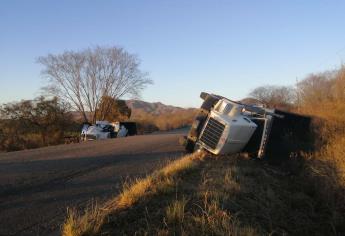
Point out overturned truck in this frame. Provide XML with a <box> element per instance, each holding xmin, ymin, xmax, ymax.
<box><xmin>182</xmin><ymin>92</ymin><xmax>312</xmax><ymax>160</ymax></box>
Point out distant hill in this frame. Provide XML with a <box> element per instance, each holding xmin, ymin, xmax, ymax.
<box><xmin>126</xmin><ymin>100</ymin><xmax>195</xmax><ymax>116</ymax></box>
<box><xmin>70</xmin><ymin>100</ymin><xmax>196</xmax><ymax>121</ymax></box>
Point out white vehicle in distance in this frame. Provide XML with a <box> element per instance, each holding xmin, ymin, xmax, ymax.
<box><xmin>81</xmin><ymin>121</ymin><xmax>137</xmax><ymax>141</ymax></box>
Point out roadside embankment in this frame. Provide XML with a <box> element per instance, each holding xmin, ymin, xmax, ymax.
<box><xmin>63</xmin><ymin>147</ymin><xmax>345</xmax><ymax>236</ymax></box>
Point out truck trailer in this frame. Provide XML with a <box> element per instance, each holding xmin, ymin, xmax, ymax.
<box><xmin>182</xmin><ymin>92</ymin><xmax>312</xmax><ymax>160</ymax></box>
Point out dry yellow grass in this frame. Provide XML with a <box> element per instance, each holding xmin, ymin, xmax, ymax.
<box><xmin>93</xmin><ymin>154</ymin><xmax>261</xmax><ymax>235</ymax></box>
<box><xmin>188</xmin><ymin>191</ymin><xmax>257</xmax><ymax>236</ymax></box>
<box><xmin>162</xmin><ymin>191</ymin><xmax>257</xmax><ymax>236</ymax></box>
<box><xmin>63</xmin><ymin>144</ymin><xmax>345</xmax><ymax>235</ymax></box>
<box><xmin>111</xmin><ymin>152</ymin><xmax>344</xmax><ymax>235</ymax></box>
<box><xmin>294</xmin><ymin>66</ymin><xmax>345</xmax><ymax>234</ymax></box>
<box><xmin>319</xmin><ymin>135</ymin><xmax>345</xmax><ymax>185</ymax></box>
<box><xmin>62</xmin><ymin>151</ymin><xmax>206</xmax><ymax>236</ymax></box>
<box><xmin>117</xmin><ymin>176</ymin><xmax>154</xmax><ymax>208</ymax></box>
<box><xmin>304</xmin><ymin>134</ymin><xmax>345</xmax><ymax>231</ymax></box>
<box><xmin>158</xmin><ymin>151</ymin><xmax>200</xmax><ymax>177</ymax></box>
<box><xmin>165</xmin><ymin>196</ymin><xmax>188</xmax><ymax>225</ymax></box>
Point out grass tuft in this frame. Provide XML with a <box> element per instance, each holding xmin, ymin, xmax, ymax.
<box><xmin>165</xmin><ymin>196</ymin><xmax>188</xmax><ymax>225</ymax></box>
<box><xmin>62</xmin><ymin>204</ymin><xmax>104</xmax><ymax>236</ymax></box>
<box><xmin>117</xmin><ymin>176</ymin><xmax>153</xmax><ymax>208</ymax></box>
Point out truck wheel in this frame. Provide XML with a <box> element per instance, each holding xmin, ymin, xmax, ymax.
<box><xmin>185</xmin><ymin>139</ymin><xmax>196</xmax><ymax>153</ymax></box>
<box><xmin>188</xmin><ymin>114</ymin><xmax>207</xmax><ymax>137</ymax></box>
<box><xmin>193</xmin><ymin>142</ymin><xmax>204</xmax><ymax>152</ymax></box>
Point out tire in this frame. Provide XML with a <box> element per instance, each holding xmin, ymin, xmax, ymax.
<box><xmin>188</xmin><ymin>114</ymin><xmax>206</xmax><ymax>137</ymax></box>
<box><xmin>185</xmin><ymin>139</ymin><xmax>196</xmax><ymax>153</ymax></box>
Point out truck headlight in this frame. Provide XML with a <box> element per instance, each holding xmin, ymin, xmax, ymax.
<box><xmin>192</xmin><ymin>120</ymin><xmax>200</xmax><ymax>129</ymax></box>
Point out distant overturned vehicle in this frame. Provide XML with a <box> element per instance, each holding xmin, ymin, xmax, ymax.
<box><xmin>81</xmin><ymin>121</ymin><xmax>137</xmax><ymax>141</ymax></box>
<box><xmin>182</xmin><ymin>92</ymin><xmax>312</xmax><ymax>160</ymax></box>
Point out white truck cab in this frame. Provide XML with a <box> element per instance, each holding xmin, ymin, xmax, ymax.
<box><xmin>197</xmin><ymin>99</ymin><xmax>257</xmax><ymax>155</ymax></box>
<box><xmin>183</xmin><ymin>92</ymin><xmax>312</xmax><ymax>160</ymax></box>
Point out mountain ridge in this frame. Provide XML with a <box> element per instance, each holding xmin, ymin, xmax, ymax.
<box><xmin>126</xmin><ymin>99</ymin><xmax>195</xmax><ymax>116</ymax></box>
<box><xmin>70</xmin><ymin>100</ymin><xmax>196</xmax><ymax>121</ymax></box>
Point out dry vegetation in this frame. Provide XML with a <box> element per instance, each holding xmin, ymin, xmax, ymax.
<box><xmin>0</xmin><ymin>97</ymin><xmax>80</xmax><ymax>152</ymax></box>
<box><xmin>62</xmin><ymin>66</ymin><xmax>345</xmax><ymax>236</ymax></box>
<box><xmin>63</xmin><ymin>152</ymin><xmax>345</xmax><ymax>235</ymax></box>
<box><xmin>131</xmin><ymin>109</ymin><xmax>198</xmax><ymax>134</ymax></box>
<box><xmin>62</xmin><ymin>151</ymin><xmax>206</xmax><ymax>236</ymax></box>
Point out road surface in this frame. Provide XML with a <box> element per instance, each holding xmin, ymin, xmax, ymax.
<box><xmin>0</xmin><ymin>132</ymin><xmax>186</xmax><ymax>235</ymax></box>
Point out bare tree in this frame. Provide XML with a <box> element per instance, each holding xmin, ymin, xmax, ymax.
<box><xmin>334</xmin><ymin>66</ymin><xmax>345</xmax><ymax>102</ymax></box>
<box><xmin>296</xmin><ymin>71</ymin><xmax>335</xmax><ymax>107</ymax></box>
<box><xmin>38</xmin><ymin>46</ymin><xmax>152</xmax><ymax>123</ymax></box>
<box><xmin>249</xmin><ymin>85</ymin><xmax>296</xmax><ymax>110</ymax></box>
<box><xmin>296</xmin><ymin>69</ymin><xmax>345</xmax><ymax>122</ymax></box>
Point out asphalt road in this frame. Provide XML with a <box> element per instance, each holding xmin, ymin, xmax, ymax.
<box><xmin>0</xmin><ymin>131</ymin><xmax>186</xmax><ymax>235</ymax></box>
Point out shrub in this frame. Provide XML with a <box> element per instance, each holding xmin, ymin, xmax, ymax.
<box><xmin>0</xmin><ymin>97</ymin><xmax>79</xmax><ymax>152</ymax></box>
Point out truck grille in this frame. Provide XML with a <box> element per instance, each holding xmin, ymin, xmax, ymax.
<box><xmin>200</xmin><ymin>117</ymin><xmax>225</xmax><ymax>149</ymax></box>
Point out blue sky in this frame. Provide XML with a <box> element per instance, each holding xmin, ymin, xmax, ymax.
<box><xmin>1</xmin><ymin>0</ymin><xmax>345</xmax><ymax>108</ymax></box>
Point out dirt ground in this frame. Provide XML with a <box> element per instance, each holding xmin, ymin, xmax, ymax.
<box><xmin>0</xmin><ymin>132</ymin><xmax>186</xmax><ymax>236</ymax></box>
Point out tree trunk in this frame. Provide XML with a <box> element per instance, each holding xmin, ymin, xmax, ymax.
<box><xmin>81</xmin><ymin>111</ymin><xmax>89</xmax><ymax>123</ymax></box>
